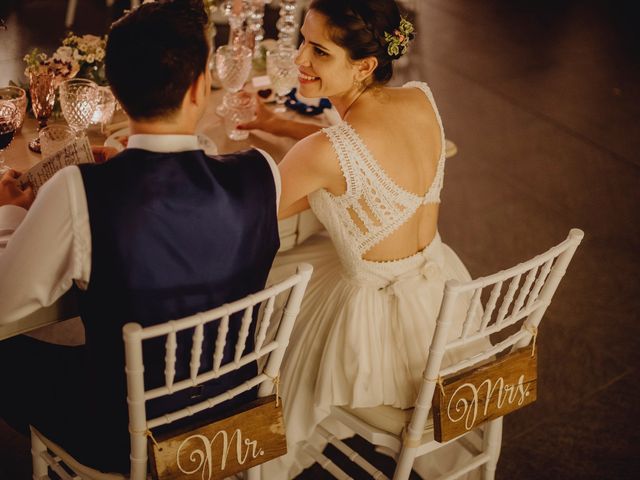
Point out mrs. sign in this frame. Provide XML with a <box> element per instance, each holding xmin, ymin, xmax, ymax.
<box><xmin>432</xmin><ymin>348</ymin><xmax>537</xmax><ymax>442</ymax></box>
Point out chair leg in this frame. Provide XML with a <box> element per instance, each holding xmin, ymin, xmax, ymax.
<box><xmin>482</xmin><ymin>418</ymin><xmax>503</xmax><ymax>480</ymax></box>
<box><xmin>30</xmin><ymin>428</ymin><xmax>48</xmax><ymax>480</ymax></box>
<box><xmin>65</xmin><ymin>0</ymin><xmax>78</xmax><ymax>28</ymax></box>
<box><xmin>392</xmin><ymin>446</ymin><xmax>416</xmax><ymax>480</ymax></box>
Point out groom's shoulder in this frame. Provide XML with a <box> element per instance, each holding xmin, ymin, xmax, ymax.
<box><xmin>209</xmin><ymin>148</ymin><xmax>271</xmax><ymax>171</ymax></box>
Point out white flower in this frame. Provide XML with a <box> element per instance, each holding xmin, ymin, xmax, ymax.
<box><xmin>53</xmin><ymin>46</ymin><xmax>74</xmax><ymax>62</ymax></box>
<box><xmin>82</xmin><ymin>34</ymin><xmax>102</xmax><ymax>46</ymax></box>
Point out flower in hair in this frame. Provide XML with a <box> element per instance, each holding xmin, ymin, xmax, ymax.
<box><xmin>384</xmin><ymin>17</ymin><xmax>415</xmax><ymax>57</ymax></box>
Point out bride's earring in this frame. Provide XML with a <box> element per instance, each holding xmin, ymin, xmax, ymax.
<box><xmin>353</xmin><ymin>77</ymin><xmax>364</xmax><ymax>92</ymax></box>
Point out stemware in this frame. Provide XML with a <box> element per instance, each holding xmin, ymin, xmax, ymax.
<box><xmin>215</xmin><ymin>44</ymin><xmax>253</xmax><ymax>116</ymax></box>
<box><xmin>39</xmin><ymin>124</ymin><xmax>75</xmax><ymax>158</ymax></box>
<box><xmin>223</xmin><ymin>90</ymin><xmax>257</xmax><ymax>141</ymax></box>
<box><xmin>267</xmin><ymin>45</ymin><xmax>298</xmax><ymax>113</ymax></box>
<box><xmin>59</xmin><ymin>78</ymin><xmax>99</xmax><ymax>135</ymax></box>
<box><xmin>0</xmin><ymin>86</ymin><xmax>27</xmax><ymax>132</ymax></box>
<box><xmin>0</xmin><ymin>101</ymin><xmax>18</xmax><ymax>174</ymax></box>
<box><xmin>247</xmin><ymin>0</ymin><xmax>270</xmax><ymax>56</ymax></box>
<box><xmin>28</xmin><ymin>69</ymin><xmax>56</xmax><ymax>153</ymax></box>
<box><xmin>276</xmin><ymin>0</ymin><xmax>299</xmax><ymax>48</ymax></box>
<box><xmin>90</xmin><ymin>86</ymin><xmax>116</xmax><ymax>133</ymax></box>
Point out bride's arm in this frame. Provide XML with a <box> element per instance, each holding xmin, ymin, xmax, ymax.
<box><xmin>277</xmin><ymin>132</ymin><xmax>337</xmax><ymax>219</ymax></box>
<box><xmin>238</xmin><ymin>99</ymin><xmax>321</xmax><ymax>140</ymax></box>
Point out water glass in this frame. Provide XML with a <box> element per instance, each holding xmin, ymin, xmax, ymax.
<box><xmin>216</xmin><ymin>45</ymin><xmax>253</xmax><ymax>93</ymax></box>
<box><xmin>90</xmin><ymin>86</ymin><xmax>116</xmax><ymax>132</ymax></box>
<box><xmin>0</xmin><ymin>101</ymin><xmax>18</xmax><ymax>174</ymax></box>
<box><xmin>223</xmin><ymin>91</ymin><xmax>256</xmax><ymax>141</ymax></box>
<box><xmin>215</xmin><ymin>44</ymin><xmax>253</xmax><ymax>116</ymax></box>
<box><xmin>0</xmin><ymin>86</ymin><xmax>27</xmax><ymax>132</ymax></box>
<box><xmin>59</xmin><ymin>78</ymin><xmax>99</xmax><ymax>134</ymax></box>
<box><xmin>39</xmin><ymin>124</ymin><xmax>75</xmax><ymax>158</ymax></box>
<box><xmin>267</xmin><ymin>45</ymin><xmax>298</xmax><ymax>113</ymax></box>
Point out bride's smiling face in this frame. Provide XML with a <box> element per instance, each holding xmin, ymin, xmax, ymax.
<box><xmin>295</xmin><ymin>10</ymin><xmax>362</xmax><ymax>99</ymax></box>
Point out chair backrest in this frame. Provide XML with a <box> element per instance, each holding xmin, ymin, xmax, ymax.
<box><xmin>123</xmin><ymin>263</ymin><xmax>313</xmax><ymax>479</ymax></box>
<box><xmin>405</xmin><ymin>229</ymin><xmax>584</xmax><ymax>443</ymax></box>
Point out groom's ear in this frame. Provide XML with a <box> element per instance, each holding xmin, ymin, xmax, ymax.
<box><xmin>188</xmin><ymin>71</ymin><xmax>208</xmax><ymax>105</ymax></box>
<box><xmin>355</xmin><ymin>56</ymin><xmax>379</xmax><ymax>82</ymax></box>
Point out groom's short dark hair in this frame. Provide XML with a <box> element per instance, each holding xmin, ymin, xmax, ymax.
<box><xmin>105</xmin><ymin>0</ymin><xmax>209</xmax><ymax>120</ymax></box>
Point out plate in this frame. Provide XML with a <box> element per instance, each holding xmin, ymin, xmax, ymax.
<box><xmin>104</xmin><ymin>127</ymin><xmax>218</xmax><ymax>155</ymax></box>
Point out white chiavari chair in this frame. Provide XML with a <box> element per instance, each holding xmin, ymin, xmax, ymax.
<box><xmin>306</xmin><ymin>229</ymin><xmax>584</xmax><ymax>479</ymax></box>
<box><xmin>29</xmin><ymin>263</ymin><xmax>313</xmax><ymax>480</ymax></box>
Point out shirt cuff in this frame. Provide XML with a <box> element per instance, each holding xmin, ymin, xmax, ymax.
<box><xmin>253</xmin><ymin>147</ymin><xmax>281</xmax><ymax>212</ymax></box>
<box><xmin>0</xmin><ymin>205</ymin><xmax>28</xmax><ymax>248</ymax></box>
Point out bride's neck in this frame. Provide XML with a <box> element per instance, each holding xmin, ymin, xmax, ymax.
<box><xmin>332</xmin><ymin>87</ymin><xmax>371</xmax><ymax>119</ymax></box>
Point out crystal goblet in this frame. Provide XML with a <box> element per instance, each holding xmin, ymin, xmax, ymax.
<box><xmin>39</xmin><ymin>124</ymin><xmax>75</xmax><ymax>158</ymax></box>
<box><xmin>28</xmin><ymin>69</ymin><xmax>56</xmax><ymax>153</ymax></box>
<box><xmin>215</xmin><ymin>44</ymin><xmax>253</xmax><ymax>116</ymax></box>
<box><xmin>59</xmin><ymin>78</ymin><xmax>99</xmax><ymax>135</ymax></box>
<box><xmin>90</xmin><ymin>86</ymin><xmax>116</xmax><ymax>133</ymax></box>
<box><xmin>0</xmin><ymin>101</ymin><xmax>18</xmax><ymax>174</ymax></box>
<box><xmin>267</xmin><ymin>45</ymin><xmax>298</xmax><ymax>113</ymax></box>
<box><xmin>0</xmin><ymin>86</ymin><xmax>27</xmax><ymax>132</ymax></box>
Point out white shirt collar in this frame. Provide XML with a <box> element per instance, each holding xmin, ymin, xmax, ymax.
<box><xmin>127</xmin><ymin>134</ymin><xmax>200</xmax><ymax>153</ymax></box>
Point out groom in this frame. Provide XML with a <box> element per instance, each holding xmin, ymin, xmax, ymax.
<box><xmin>0</xmin><ymin>0</ymin><xmax>280</xmax><ymax>474</ymax></box>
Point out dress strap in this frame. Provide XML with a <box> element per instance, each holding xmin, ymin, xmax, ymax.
<box><xmin>321</xmin><ymin>123</ymin><xmax>360</xmax><ymax>197</ymax></box>
<box><xmin>403</xmin><ymin>81</ymin><xmax>447</xmax><ymax>205</ymax></box>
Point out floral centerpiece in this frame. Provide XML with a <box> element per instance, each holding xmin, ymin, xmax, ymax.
<box><xmin>13</xmin><ymin>33</ymin><xmax>108</xmax><ymax>117</ymax></box>
<box><xmin>22</xmin><ymin>33</ymin><xmax>108</xmax><ymax>87</ymax></box>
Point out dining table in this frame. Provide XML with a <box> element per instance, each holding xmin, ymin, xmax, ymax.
<box><xmin>0</xmin><ymin>84</ymin><xmax>326</xmax><ymax>341</ymax></box>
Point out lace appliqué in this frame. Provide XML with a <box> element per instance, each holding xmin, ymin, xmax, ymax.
<box><xmin>319</xmin><ymin>81</ymin><xmax>446</xmax><ymax>258</ymax></box>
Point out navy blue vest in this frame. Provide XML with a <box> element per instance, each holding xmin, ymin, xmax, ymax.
<box><xmin>66</xmin><ymin>148</ymin><xmax>279</xmax><ymax>472</ymax></box>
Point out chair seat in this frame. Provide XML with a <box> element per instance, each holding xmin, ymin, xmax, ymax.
<box><xmin>345</xmin><ymin>405</ymin><xmax>434</xmax><ymax>437</ymax></box>
<box><xmin>31</xmin><ymin>426</ymin><xmax>135</xmax><ymax>480</ymax></box>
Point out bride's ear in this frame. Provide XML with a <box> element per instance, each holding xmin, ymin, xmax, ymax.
<box><xmin>355</xmin><ymin>56</ymin><xmax>379</xmax><ymax>82</ymax></box>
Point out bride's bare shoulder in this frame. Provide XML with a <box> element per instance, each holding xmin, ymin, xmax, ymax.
<box><xmin>282</xmin><ymin>129</ymin><xmax>341</xmax><ymax>175</ymax></box>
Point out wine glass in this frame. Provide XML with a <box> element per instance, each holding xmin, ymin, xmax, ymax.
<box><xmin>0</xmin><ymin>86</ymin><xmax>27</xmax><ymax>132</ymax></box>
<box><xmin>267</xmin><ymin>45</ymin><xmax>298</xmax><ymax>113</ymax></box>
<box><xmin>0</xmin><ymin>101</ymin><xmax>18</xmax><ymax>174</ymax></box>
<box><xmin>28</xmin><ymin>69</ymin><xmax>56</xmax><ymax>153</ymax></box>
<box><xmin>90</xmin><ymin>86</ymin><xmax>116</xmax><ymax>134</ymax></box>
<box><xmin>215</xmin><ymin>44</ymin><xmax>253</xmax><ymax>116</ymax></box>
<box><xmin>59</xmin><ymin>78</ymin><xmax>99</xmax><ymax>135</ymax></box>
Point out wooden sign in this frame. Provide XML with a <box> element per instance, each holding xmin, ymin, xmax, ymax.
<box><xmin>149</xmin><ymin>395</ymin><xmax>286</xmax><ymax>480</ymax></box>
<box><xmin>433</xmin><ymin>347</ymin><xmax>537</xmax><ymax>442</ymax></box>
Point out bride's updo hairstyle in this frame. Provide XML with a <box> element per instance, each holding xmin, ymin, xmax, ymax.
<box><xmin>308</xmin><ymin>0</ymin><xmax>406</xmax><ymax>85</ymax></box>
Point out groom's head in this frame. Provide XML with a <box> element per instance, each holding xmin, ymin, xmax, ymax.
<box><xmin>105</xmin><ymin>0</ymin><xmax>210</xmax><ymax>122</ymax></box>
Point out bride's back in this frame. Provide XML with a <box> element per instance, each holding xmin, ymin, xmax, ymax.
<box><xmin>326</xmin><ymin>85</ymin><xmax>444</xmax><ymax>262</ymax></box>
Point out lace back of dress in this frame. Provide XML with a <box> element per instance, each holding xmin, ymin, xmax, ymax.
<box><xmin>322</xmin><ymin>81</ymin><xmax>446</xmax><ymax>258</ymax></box>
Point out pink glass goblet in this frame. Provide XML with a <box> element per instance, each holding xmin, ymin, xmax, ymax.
<box><xmin>28</xmin><ymin>69</ymin><xmax>56</xmax><ymax>153</ymax></box>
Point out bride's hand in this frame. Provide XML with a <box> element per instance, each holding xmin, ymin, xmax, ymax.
<box><xmin>237</xmin><ymin>97</ymin><xmax>281</xmax><ymax>135</ymax></box>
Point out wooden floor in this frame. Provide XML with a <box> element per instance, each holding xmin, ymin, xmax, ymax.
<box><xmin>1</xmin><ymin>0</ymin><xmax>639</xmax><ymax>478</ymax></box>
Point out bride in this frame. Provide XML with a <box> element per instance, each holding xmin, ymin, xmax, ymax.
<box><xmin>244</xmin><ymin>0</ymin><xmax>484</xmax><ymax>477</ymax></box>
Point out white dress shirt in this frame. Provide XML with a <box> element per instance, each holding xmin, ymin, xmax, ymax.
<box><xmin>0</xmin><ymin>134</ymin><xmax>281</xmax><ymax>326</ymax></box>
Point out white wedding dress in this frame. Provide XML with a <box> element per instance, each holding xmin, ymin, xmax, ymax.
<box><xmin>262</xmin><ymin>82</ymin><xmax>483</xmax><ymax>479</ymax></box>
